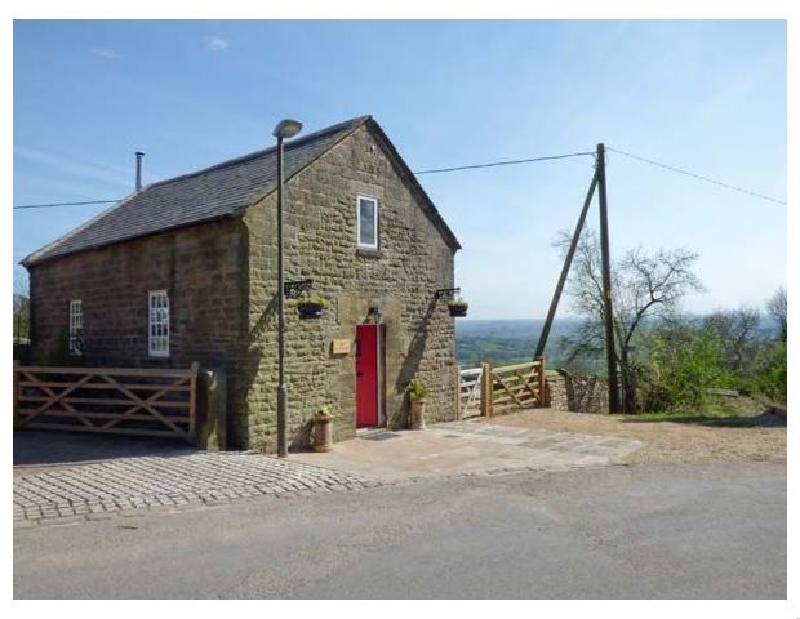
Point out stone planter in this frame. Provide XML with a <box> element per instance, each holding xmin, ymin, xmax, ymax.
<box><xmin>448</xmin><ymin>304</ymin><xmax>467</xmax><ymax>317</ymax></box>
<box><xmin>312</xmin><ymin>410</ymin><xmax>334</xmax><ymax>452</ymax></box>
<box><xmin>299</xmin><ymin>302</ymin><xmax>324</xmax><ymax>319</ymax></box>
<box><xmin>409</xmin><ymin>396</ymin><xmax>427</xmax><ymax>430</ymax></box>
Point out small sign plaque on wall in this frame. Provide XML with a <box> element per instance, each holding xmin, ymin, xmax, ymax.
<box><xmin>331</xmin><ymin>339</ymin><xmax>351</xmax><ymax>355</ymax></box>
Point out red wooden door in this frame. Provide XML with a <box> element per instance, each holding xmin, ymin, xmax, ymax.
<box><xmin>355</xmin><ymin>324</ymin><xmax>378</xmax><ymax>428</ymax></box>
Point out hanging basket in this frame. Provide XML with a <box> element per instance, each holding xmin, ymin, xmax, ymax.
<box><xmin>448</xmin><ymin>304</ymin><xmax>468</xmax><ymax>317</ymax></box>
<box><xmin>299</xmin><ymin>302</ymin><xmax>324</xmax><ymax>319</ymax></box>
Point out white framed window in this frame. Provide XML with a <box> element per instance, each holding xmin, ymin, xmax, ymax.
<box><xmin>356</xmin><ymin>195</ymin><xmax>379</xmax><ymax>249</ymax></box>
<box><xmin>148</xmin><ymin>290</ymin><xmax>170</xmax><ymax>357</ymax></box>
<box><xmin>69</xmin><ymin>299</ymin><xmax>83</xmax><ymax>355</ymax></box>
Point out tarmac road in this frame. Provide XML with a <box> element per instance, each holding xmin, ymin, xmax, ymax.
<box><xmin>13</xmin><ymin>461</ymin><xmax>786</xmax><ymax>599</ymax></box>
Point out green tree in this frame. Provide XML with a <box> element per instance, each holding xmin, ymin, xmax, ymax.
<box><xmin>639</xmin><ymin>320</ymin><xmax>727</xmax><ymax>411</ymax></box>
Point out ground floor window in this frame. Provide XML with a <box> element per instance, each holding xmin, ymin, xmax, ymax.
<box><xmin>69</xmin><ymin>299</ymin><xmax>83</xmax><ymax>355</ymax></box>
<box><xmin>148</xmin><ymin>290</ymin><xmax>169</xmax><ymax>357</ymax></box>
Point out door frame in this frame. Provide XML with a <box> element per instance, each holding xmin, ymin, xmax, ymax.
<box><xmin>376</xmin><ymin>323</ymin><xmax>385</xmax><ymax>427</ymax></box>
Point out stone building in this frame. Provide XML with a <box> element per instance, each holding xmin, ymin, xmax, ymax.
<box><xmin>22</xmin><ymin>116</ymin><xmax>462</xmax><ymax>450</ymax></box>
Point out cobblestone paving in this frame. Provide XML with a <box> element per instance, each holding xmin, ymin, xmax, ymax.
<box><xmin>14</xmin><ymin>452</ymin><xmax>375</xmax><ymax>527</ymax></box>
<box><xmin>14</xmin><ymin>423</ymin><xmax>645</xmax><ymax>528</ymax></box>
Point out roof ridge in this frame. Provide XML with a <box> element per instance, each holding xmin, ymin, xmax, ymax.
<box><xmin>146</xmin><ymin>115</ymin><xmax>371</xmax><ymax>191</ymax></box>
<box><xmin>21</xmin><ymin>114</ymin><xmax>462</xmax><ymax>266</ymax></box>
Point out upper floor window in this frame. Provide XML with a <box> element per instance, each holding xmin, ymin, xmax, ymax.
<box><xmin>148</xmin><ymin>290</ymin><xmax>170</xmax><ymax>357</ymax></box>
<box><xmin>357</xmin><ymin>195</ymin><xmax>378</xmax><ymax>249</ymax></box>
<box><xmin>69</xmin><ymin>299</ymin><xmax>83</xmax><ymax>355</ymax></box>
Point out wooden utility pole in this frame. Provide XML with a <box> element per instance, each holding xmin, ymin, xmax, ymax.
<box><xmin>596</xmin><ymin>143</ymin><xmax>621</xmax><ymax>414</ymax></box>
<box><xmin>534</xmin><ymin>172</ymin><xmax>598</xmax><ymax>360</ymax></box>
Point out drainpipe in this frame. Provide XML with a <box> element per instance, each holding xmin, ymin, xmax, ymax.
<box><xmin>135</xmin><ymin>151</ymin><xmax>145</xmax><ymax>192</ymax></box>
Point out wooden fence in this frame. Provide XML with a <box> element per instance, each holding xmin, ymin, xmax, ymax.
<box><xmin>459</xmin><ymin>357</ymin><xmax>547</xmax><ymax>419</ymax></box>
<box><xmin>13</xmin><ymin>362</ymin><xmax>199</xmax><ymax>443</ymax></box>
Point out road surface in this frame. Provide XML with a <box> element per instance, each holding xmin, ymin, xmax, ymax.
<box><xmin>14</xmin><ymin>461</ymin><xmax>785</xmax><ymax>599</ymax></box>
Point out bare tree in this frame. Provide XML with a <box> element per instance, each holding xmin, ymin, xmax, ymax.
<box><xmin>555</xmin><ymin>228</ymin><xmax>705</xmax><ymax>413</ymax></box>
<box><xmin>13</xmin><ymin>269</ymin><xmax>30</xmax><ymax>343</ymax></box>
<box><xmin>703</xmin><ymin>307</ymin><xmax>762</xmax><ymax>372</ymax></box>
<box><xmin>766</xmin><ymin>286</ymin><xmax>787</xmax><ymax>342</ymax></box>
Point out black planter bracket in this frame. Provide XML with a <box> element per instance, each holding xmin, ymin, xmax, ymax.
<box><xmin>435</xmin><ymin>287</ymin><xmax>461</xmax><ymax>300</ymax></box>
<box><xmin>284</xmin><ymin>279</ymin><xmax>313</xmax><ymax>299</ymax></box>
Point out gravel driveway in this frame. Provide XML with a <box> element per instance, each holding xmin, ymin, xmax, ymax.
<box><xmin>478</xmin><ymin>408</ymin><xmax>786</xmax><ymax>464</ymax></box>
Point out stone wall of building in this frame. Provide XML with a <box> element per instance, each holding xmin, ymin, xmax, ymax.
<box><xmin>240</xmin><ymin>123</ymin><xmax>459</xmax><ymax>451</ymax></box>
<box><xmin>27</xmin><ymin>124</ymin><xmax>459</xmax><ymax>452</ymax></box>
<box><xmin>28</xmin><ymin>219</ymin><xmax>248</xmax><ymax>405</ymax></box>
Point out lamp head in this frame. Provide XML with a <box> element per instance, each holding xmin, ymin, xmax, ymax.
<box><xmin>273</xmin><ymin>119</ymin><xmax>303</xmax><ymax>140</ymax></box>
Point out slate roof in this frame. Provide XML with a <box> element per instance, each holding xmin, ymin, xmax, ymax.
<box><xmin>23</xmin><ymin>115</ymin><xmax>460</xmax><ymax>267</ymax></box>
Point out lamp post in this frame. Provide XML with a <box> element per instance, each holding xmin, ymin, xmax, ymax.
<box><xmin>273</xmin><ymin>118</ymin><xmax>303</xmax><ymax>458</ymax></box>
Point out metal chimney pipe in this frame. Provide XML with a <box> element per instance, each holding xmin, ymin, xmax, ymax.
<box><xmin>135</xmin><ymin>151</ymin><xmax>145</xmax><ymax>192</ymax></box>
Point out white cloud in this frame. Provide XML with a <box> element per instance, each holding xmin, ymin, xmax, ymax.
<box><xmin>204</xmin><ymin>36</ymin><xmax>228</xmax><ymax>52</ymax></box>
<box><xmin>92</xmin><ymin>49</ymin><xmax>117</xmax><ymax>61</ymax></box>
<box><xmin>14</xmin><ymin>146</ymin><xmax>132</xmax><ymax>188</ymax></box>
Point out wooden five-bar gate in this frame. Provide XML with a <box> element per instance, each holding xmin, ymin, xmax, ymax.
<box><xmin>13</xmin><ymin>362</ymin><xmax>199</xmax><ymax>443</ymax></box>
<box><xmin>459</xmin><ymin>357</ymin><xmax>547</xmax><ymax>419</ymax></box>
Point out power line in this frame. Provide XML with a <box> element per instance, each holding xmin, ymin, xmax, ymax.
<box><xmin>607</xmin><ymin>146</ymin><xmax>786</xmax><ymax>206</ymax></box>
<box><xmin>12</xmin><ymin>151</ymin><xmax>595</xmax><ymax>209</ymax></box>
<box><xmin>413</xmin><ymin>151</ymin><xmax>595</xmax><ymax>175</ymax></box>
<box><xmin>14</xmin><ymin>199</ymin><xmax>119</xmax><ymax>210</ymax></box>
<box><xmin>13</xmin><ymin>146</ymin><xmax>786</xmax><ymax>208</ymax></box>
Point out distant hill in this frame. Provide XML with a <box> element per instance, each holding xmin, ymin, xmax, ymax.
<box><xmin>456</xmin><ymin>312</ymin><xmax>784</xmax><ymax>371</ymax></box>
<box><xmin>455</xmin><ymin>318</ymin><xmax>582</xmax><ymax>369</ymax></box>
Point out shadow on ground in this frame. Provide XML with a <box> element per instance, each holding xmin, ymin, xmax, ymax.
<box><xmin>14</xmin><ymin>430</ymin><xmax>198</xmax><ymax>467</ymax></box>
<box><xmin>620</xmin><ymin>411</ymin><xmax>786</xmax><ymax>428</ymax></box>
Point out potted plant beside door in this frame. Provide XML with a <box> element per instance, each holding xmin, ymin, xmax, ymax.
<box><xmin>406</xmin><ymin>377</ymin><xmax>428</xmax><ymax>430</ymax></box>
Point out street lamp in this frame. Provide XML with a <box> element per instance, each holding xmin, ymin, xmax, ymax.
<box><xmin>273</xmin><ymin>118</ymin><xmax>303</xmax><ymax>458</ymax></box>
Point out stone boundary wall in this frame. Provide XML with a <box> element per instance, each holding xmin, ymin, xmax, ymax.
<box><xmin>546</xmin><ymin>373</ymin><xmax>568</xmax><ymax>411</ymax></box>
<box><xmin>550</xmin><ymin>368</ymin><xmax>610</xmax><ymax>414</ymax></box>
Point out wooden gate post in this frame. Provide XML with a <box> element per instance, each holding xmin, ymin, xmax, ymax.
<box><xmin>536</xmin><ymin>356</ymin><xmax>547</xmax><ymax>407</ymax></box>
<box><xmin>189</xmin><ymin>361</ymin><xmax>200</xmax><ymax>440</ymax></box>
<box><xmin>480</xmin><ymin>362</ymin><xmax>494</xmax><ymax>418</ymax></box>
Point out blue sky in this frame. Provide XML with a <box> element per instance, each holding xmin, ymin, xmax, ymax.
<box><xmin>13</xmin><ymin>20</ymin><xmax>786</xmax><ymax>319</ymax></box>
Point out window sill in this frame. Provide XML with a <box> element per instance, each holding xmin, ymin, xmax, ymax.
<box><xmin>356</xmin><ymin>248</ymin><xmax>383</xmax><ymax>259</ymax></box>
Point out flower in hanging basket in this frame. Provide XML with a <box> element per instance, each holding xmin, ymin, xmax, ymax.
<box><xmin>448</xmin><ymin>297</ymin><xmax>468</xmax><ymax>317</ymax></box>
<box><xmin>297</xmin><ymin>293</ymin><xmax>328</xmax><ymax>319</ymax></box>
